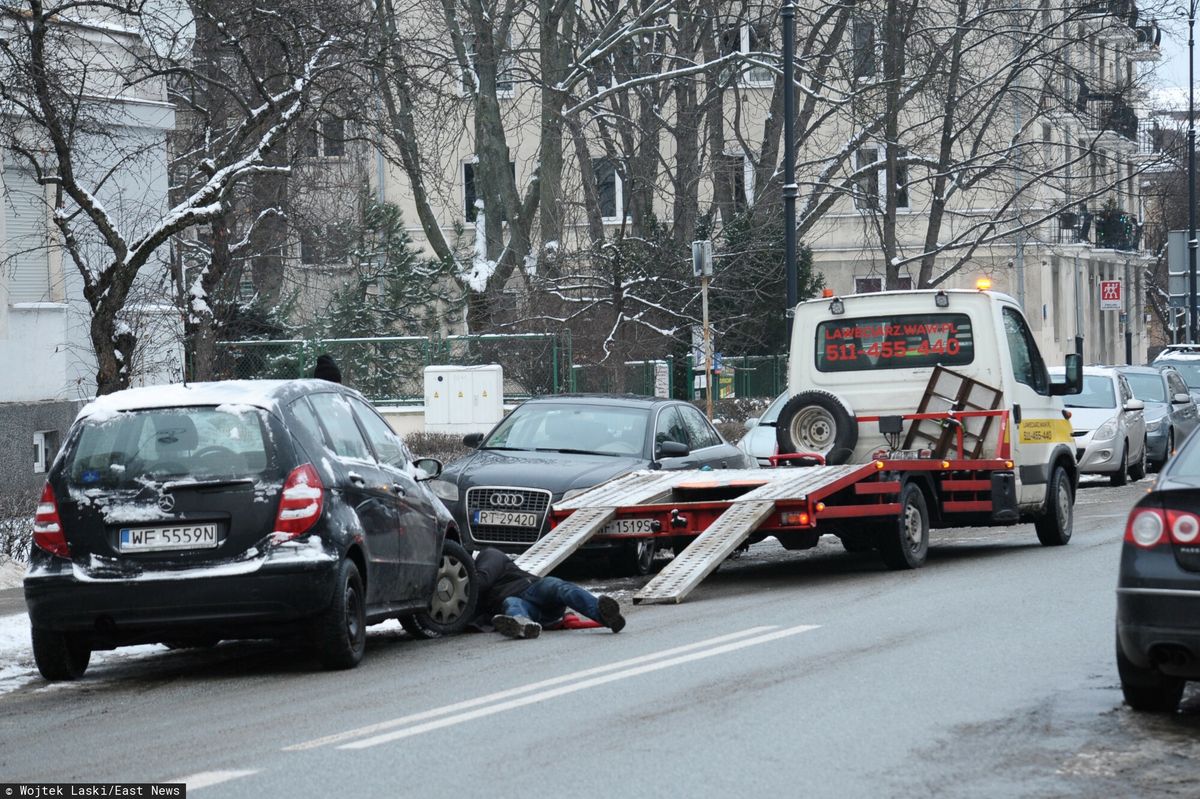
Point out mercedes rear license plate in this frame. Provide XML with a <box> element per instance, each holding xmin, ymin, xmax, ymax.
<box><xmin>474</xmin><ymin>510</ymin><xmax>538</xmax><ymax>528</ymax></box>
<box><xmin>601</xmin><ymin>518</ymin><xmax>655</xmax><ymax>535</ymax></box>
<box><xmin>119</xmin><ymin>523</ymin><xmax>219</xmax><ymax>552</ymax></box>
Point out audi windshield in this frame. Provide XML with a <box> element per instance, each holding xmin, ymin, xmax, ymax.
<box><xmin>483</xmin><ymin>403</ymin><xmax>649</xmax><ymax>457</ymax></box>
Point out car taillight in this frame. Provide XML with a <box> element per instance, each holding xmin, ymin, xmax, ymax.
<box><xmin>272</xmin><ymin>463</ymin><xmax>324</xmax><ymax>542</ymax></box>
<box><xmin>1125</xmin><ymin>506</ymin><xmax>1200</xmax><ymax>548</ymax></box>
<box><xmin>33</xmin><ymin>482</ymin><xmax>70</xmax><ymax>557</ymax></box>
<box><xmin>1125</xmin><ymin>508</ymin><xmax>1165</xmax><ymax>548</ymax></box>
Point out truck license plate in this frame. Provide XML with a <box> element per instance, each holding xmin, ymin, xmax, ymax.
<box><xmin>601</xmin><ymin>518</ymin><xmax>656</xmax><ymax>535</ymax></box>
<box><xmin>475</xmin><ymin>510</ymin><xmax>538</xmax><ymax>528</ymax></box>
<box><xmin>119</xmin><ymin>524</ymin><xmax>220</xmax><ymax>552</ymax></box>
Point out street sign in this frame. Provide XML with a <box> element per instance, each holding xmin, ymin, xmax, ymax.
<box><xmin>1099</xmin><ymin>280</ymin><xmax>1122</xmax><ymax>311</ymax></box>
<box><xmin>1169</xmin><ymin>230</ymin><xmax>1189</xmax><ymax>308</ymax></box>
<box><xmin>691</xmin><ymin>240</ymin><xmax>713</xmax><ymax>278</ymax></box>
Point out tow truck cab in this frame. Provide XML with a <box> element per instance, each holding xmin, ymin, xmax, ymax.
<box><xmin>785</xmin><ymin>288</ymin><xmax>1082</xmax><ymax>516</ymax></box>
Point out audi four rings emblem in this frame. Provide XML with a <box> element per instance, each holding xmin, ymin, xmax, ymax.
<box><xmin>488</xmin><ymin>493</ymin><xmax>525</xmax><ymax>508</ymax></box>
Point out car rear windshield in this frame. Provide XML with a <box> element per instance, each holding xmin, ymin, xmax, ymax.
<box><xmin>66</xmin><ymin>406</ymin><xmax>278</xmax><ymax>488</ymax></box>
<box><xmin>1063</xmin><ymin>375</ymin><xmax>1116</xmax><ymax>409</ymax></box>
<box><xmin>1158</xmin><ymin>360</ymin><xmax>1200</xmax><ymax>388</ymax></box>
<box><xmin>815</xmin><ymin>313</ymin><xmax>974</xmax><ymax>372</ymax></box>
<box><xmin>484</xmin><ymin>403</ymin><xmax>649</xmax><ymax>456</ymax></box>
<box><xmin>1124</xmin><ymin>373</ymin><xmax>1166</xmax><ymax>403</ymax></box>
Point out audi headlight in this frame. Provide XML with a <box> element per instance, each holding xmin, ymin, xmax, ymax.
<box><xmin>429</xmin><ymin>478</ymin><xmax>459</xmax><ymax>503</ymax></box>
<box><xmin>1093</xmin><ymin>418</ymin><xmax>1119</xmax><ymax>441</ymax></box>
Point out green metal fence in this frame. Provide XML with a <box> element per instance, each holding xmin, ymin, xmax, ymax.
<box><xmin>684</xmin><ymin>354</ymin><xmax>787</xmax><ymax>400</ymax></box>
<box><xmin>215</xmin><ymin>333</ymin><xmax>569</xmax><ymax>403</ymax></box>
<box><xmin>570</xmin><ymin>359</ymin><xmax>674</xmax><ymax>397</ymax></box>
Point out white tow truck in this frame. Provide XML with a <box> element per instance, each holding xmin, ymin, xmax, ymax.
<box><xmin>514</xmin><ymin>285</ymin><xmax>1083</xmax><ymax>604</ymax></box>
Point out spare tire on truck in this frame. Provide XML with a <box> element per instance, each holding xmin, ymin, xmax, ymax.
<box><xmin>775</xmin><ymin>391</ymin><xmax>858</xmax><ymax>465</ymax></box>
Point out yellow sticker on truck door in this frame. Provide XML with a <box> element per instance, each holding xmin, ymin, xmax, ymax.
<box><xmin>1018</xmin><ymin>418</ymin><xmax>1073</xmax><ymax>444</ymax></box>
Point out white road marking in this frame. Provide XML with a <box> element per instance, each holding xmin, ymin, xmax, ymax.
<box><xmin>170</xmin><ymin>770</ymin><xmax>259</xmax><ymax>790</ymax></box>
<box><xmin>284</xmin><ymin>625</ymin><xmax>777</xmax><ymax>752</ymax></box>
<box><xmin>340</xmin><ymin>623</ymin><xmax>820</xmax><ymax>750</ymax></box>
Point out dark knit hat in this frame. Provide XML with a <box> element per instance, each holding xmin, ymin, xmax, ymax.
<box><xmin>313</xmin><ymin>353</ymin><xmax>342</xmax><ymax>383</ymax></box>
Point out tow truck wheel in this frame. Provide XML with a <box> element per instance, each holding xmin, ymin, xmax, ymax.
<box><xmin>877</xmin><ymin>483</ymin><xmax>929</xmax><ymax>570</ymax></box>
<box><xmin>1035</xmin><ymin>466</ymin><xmax>1073</xmax><ymax>546</ymax></box>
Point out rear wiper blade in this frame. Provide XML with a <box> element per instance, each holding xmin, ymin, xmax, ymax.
<box><xmin>163</xmin><ymin>478</ymin><xmax>255</xmax><ymax>492</ymax></box>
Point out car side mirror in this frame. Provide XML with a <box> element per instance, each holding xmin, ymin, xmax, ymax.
<box><xmin>462</xmin><ymin>433</ymin><xmax>484</xmax><ymax>449</ymax></box>
<box><xmin>1124</xmin><ymin>399</ymin><xmax>1145</xmax><ymax>412</ymax></box>
<box><xmin>1174</xmin><ymin>392</ymin><xmax>1192</xmax><ymax>404</ymax></box>
<box><xmin>744</xmin><ymin>417</ymin><xmax>759</xmax><ymax>431</ymax></box>
<box><xmin>1050</xmin><ymin>353</ymin><xmax>1083</xmax><ymax>396</ymax></box>
<box><xmin>412</xmin><ymin>457</ymin><xmax>443</xmax><ymax>481</ymax></box>
<box><xmin>656</xmin><ymin>440</ymin><xmax>690</xmax><ymax>459</ymax></box>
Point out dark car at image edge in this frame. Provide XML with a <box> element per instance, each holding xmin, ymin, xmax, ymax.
<box><xmin>24</xmin><ymin>380</ymin><xmax>478</xmax><ymax>680</ymax></box>
<box><xmin>1117</xmin><ymin>428</ymin><xmax>1200</xmax><ymax>712</ymax></box>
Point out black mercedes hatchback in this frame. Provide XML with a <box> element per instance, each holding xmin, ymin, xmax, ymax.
<box><xmin>24</xmin><ymin>380</ymin><xmax>477</xmax><ymax>680</ymax></box>
<box><xmin>1117</xmin><ymin>426</ymin><xmax>1200</xmax><ymax>711</ymax></box>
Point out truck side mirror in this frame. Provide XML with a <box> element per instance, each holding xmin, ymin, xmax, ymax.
<box><xmin>1050</xmin><ymin>353</ymin><xmax>1083</xmax><ymax>396</ymax></box>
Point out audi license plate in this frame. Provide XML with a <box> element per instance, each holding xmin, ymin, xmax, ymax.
<box><xmin>474</xmin><ymin>510</ymin><xmax>538</xmax><ymax>528</ymax></box>
<box><xmin>601</xmin><ymin>518</ymin><xmax>656</xmax><ymax>535</ymax></box>
<box><xmin>119</xmin><ymin>524</ymin><xmax>220</xmax><ymax>553</ymax></box>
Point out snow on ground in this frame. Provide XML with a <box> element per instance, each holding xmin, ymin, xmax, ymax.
<box><xmin>0</xmin><ymin>559</ymin><xmax>25</xmax><ymax>590</ymax></box>
<box><xmin>0</xmin><ymin>612</ymin><xmax>408</xmax><ymax>697</ymax></box>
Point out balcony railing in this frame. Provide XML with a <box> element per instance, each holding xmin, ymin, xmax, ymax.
<box><xmin>1081</xmin><ymin>0</ymin><xmax>1138</xmax><ymax>26</ymax></box>
<box><xmin>1093</xmin><ymin>208</ymin><xmax>1142</xmax><ymax>251</ymax></box>
<box><xmin>1085</xmin><ymin>92</ymin><xmax>1139</xmax><ymax>141</ymax></box>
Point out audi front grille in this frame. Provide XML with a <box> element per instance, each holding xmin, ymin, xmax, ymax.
<box><xmin>466</xmin><ymin>486</ymin><xmax>552</xmax><ymax>545</ymax></box>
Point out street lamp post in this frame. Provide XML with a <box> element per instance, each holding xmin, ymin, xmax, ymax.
<box><xmin>782</xmin><ymin>0</ymin><xmax>798</xmax><ymax>341</ymax></box>
<box><xmin>1189</xmin><ymin>0</ymin><xmax>1198</xmax><ymax>342</ymax></box>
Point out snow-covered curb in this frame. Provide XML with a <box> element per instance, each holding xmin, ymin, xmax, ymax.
<box><xmin>0</xmin><ymin>559</ymin><xmax>25</xmax><ymax>590</ymax></box>
<box><xmin>0</xmin><ymin>614</ymin><xmax>407</xmax><ymax>697</ymax></box>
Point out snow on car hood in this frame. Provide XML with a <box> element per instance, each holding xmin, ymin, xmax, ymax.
<box><xmin>442</xmin><ymin>448</ymin><xmax>646</xmax><ymax>496</ymax></box>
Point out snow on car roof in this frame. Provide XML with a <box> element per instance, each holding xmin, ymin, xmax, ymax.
<box><xmin>78</xmin><ymin>380</ymin><xmax>329</xmax><ymax>420</ymax></box>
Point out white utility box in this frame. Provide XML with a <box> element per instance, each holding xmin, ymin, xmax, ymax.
<box><xmin>423</xmin><ymin>364</ymin><xmax>504</xmax><ymax>434</ymax></box>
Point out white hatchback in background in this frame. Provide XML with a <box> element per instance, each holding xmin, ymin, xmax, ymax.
<box><xmin>1056</xmin><ymin>366</ymin><xmax>1148</xmax><ymax>485</ymax></box>
<box><xmin>737</xmin><ymin>393</ymin><xmax>788</xmax><ymax>466</ymax></box>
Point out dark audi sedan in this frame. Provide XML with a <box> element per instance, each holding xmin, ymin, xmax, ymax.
<box><xmin>1117</xmin><ymin>429</ymin><xmax>1200</xmax><ymax>711</ymax></box>
<box><xmin>429</xmin><ymin>395</ymin><xmax>753</xmax><ymax>574</ymax></box>
<box><xmin>25</xmin><ymin>380</ymin><xmax>476</xmax><ymax>680</ymax></box>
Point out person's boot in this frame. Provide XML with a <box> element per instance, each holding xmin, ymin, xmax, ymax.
<box><xmin>492</xmin><ymin>614</ymin><xmax>541</xmax><ymax>639</ymax></box>
<box><xmin>597</xmin><ymin>596</ymin><xmax>626</xmax><ymax>633</ymax></box>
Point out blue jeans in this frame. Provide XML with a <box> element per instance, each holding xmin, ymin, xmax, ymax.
<box><xmin>500</xmin><ymin>577</ymin><xmax>600</xmax><ymax>625</ymax></box>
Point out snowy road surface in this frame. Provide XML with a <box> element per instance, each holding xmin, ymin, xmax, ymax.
<box><xmin>1</xmin><ymin>478</ymin><xmax>1196</xmax><ymax>797</ymax></box>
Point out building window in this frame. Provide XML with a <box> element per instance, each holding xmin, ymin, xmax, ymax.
<box><xmin>299</xmin><ymin>224</ymin><xmax>350</xmax><ymax>265</ymax></box>
<box><xmin>852</xmin><ymin>19</ymin><xmax>876</xmax><ymax>79</ymax></box>
<box><xmin>854</xmin><ymin>147</ymin><xmax>908</xmax><ymax>211</ymax></box>
<box><xmin>855</xmin><ymin>275</ymin><xmax>912</xmax><ymax>293</ymax></box>
<box><xmin>718</xmin><ymin>151</ymin><xmax>755</xmax><ymax>211</ymax></box>
<box><xmin>720</xmin><ymin>24</ymin><xmax>773</xmax><ymax>86</ymax></box>
<box><xmin>463</xmin><ymin>161</ymin><xmax>517</xmax><ymax>222</ymax></box>
<box><xmin>462</xmin><ymin>32</ymin><xmax>515</xmax><ymax>97</ymax></box>
<box><xmin>33</xmin><ymin>430</ymin><xmax>58</xmax><ymax>474</ymax></box>
<box><xmin>592</xmin><ymin>158</ymin><xmax>625</xmax><ymax>220</ymax></box>
<box><xmin>302</xmin><ymin>117</ymin><xmax>345</xmax><ymax>158</ymax></box>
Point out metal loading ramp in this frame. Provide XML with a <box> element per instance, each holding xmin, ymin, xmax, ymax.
<box><xmin>515</xmin><ymin>506</ymin><xmax>616</xmax><ymax>576</ymax></box>
<box><xmin>634</xmin><ymin>464</ymin><xmax>868</xmax><ymax>605</ymax></box>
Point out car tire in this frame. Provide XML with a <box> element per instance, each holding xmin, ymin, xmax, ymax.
<box><xmin>1129</xmin><ymin>440</ymin><xmax>1147</xmax><ymax>481</ymax></box>
<box><xmin>1116</xmin><ymin>636</ymin><xmax>1185</xmax><ymax>713</ymax></box>
<box><xmin>1110</xmin><ymin>443</ymin><xmax>1129</xmax><ymax>486</ymax></box>
<box><xmin>775</xmin><ymin>391</ymin><xmax>858</xmax><ymax>465</ymax></box>
<box><xmin>401</xmin><ymin>540</ymin><xmax>479</xmax><ymax>639</ymax></box>
<box><xmin>313</xmin><ymin>558</ymin><xmax>366</xmax><ymax>670</ymax></box>
<box><xmin>610</xmin><ymin>538</ymin><xmax>658</xmax><ymax>577</ymax></box>
<box><xmin>1034</xmin><ymin>466</ymin><xmax>1073</xmax><ymax>546</ymax></box>
<box><xmin>877</xmin><ymin>483</ymin><xmax>929</xmax><ymax>570</ymax></box>
<box><xmin>31</xmin><ymin>626</ymin><xmax>91</xmax><ymax>681</ymax></box>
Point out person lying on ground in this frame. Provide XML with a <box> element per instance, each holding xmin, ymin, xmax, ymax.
<box><xmin>473</xmin><ymin>547</ymin><xmax>625</xmax><ymax>640</ymax></box>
